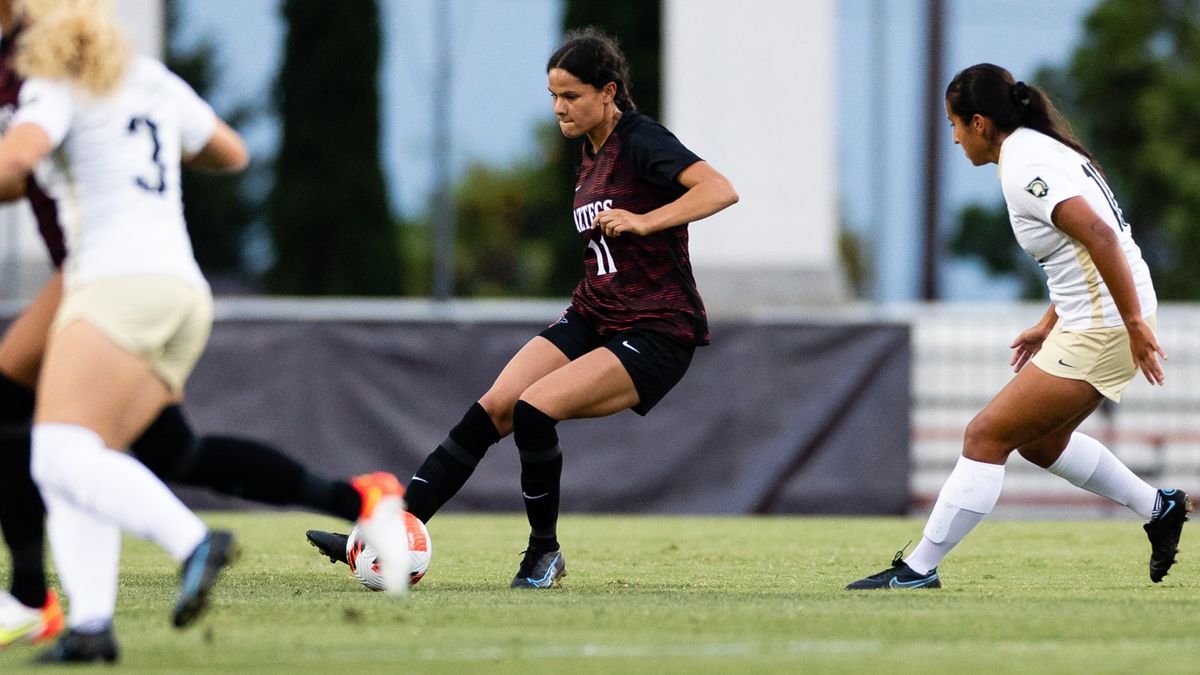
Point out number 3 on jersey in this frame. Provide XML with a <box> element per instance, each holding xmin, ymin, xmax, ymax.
<box><xmin>128</xmin><ymin>116</ymin><xmax>166</xmax><ymax>194</ymax></box>
<box><xmin>587</xmin><ymin>234</ymin><xmax>617</xmax><ymax>275</ymax></box>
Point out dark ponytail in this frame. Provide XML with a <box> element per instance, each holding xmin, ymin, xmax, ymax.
<box><xmin>546</xmin><ymin>26</ymin><xmax>636</xmax><ymax>111</ymax></box>
<box><xmin>946</xmin><ymin>63</ymin><xmax>1094</xmax><ymax>162</ymax></box>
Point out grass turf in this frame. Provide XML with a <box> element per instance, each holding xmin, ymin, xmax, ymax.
<box><xmin>2</xmin><ymin>512</ymin><xmax>1197</xmax><ymax>673</ymax></box>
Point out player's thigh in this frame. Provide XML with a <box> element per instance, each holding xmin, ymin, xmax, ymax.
<box><xmin>478</xmin><ymin>336</ymin><xmax>571</xmax><ymax>432</ymax></box>
<box><xmin>520</xmin><ymin>347</ymin><xmax>638</xmax><ymax>420</ymax></box>
<box><xmin>966</xmin><ymin>363</ymin><xmax>1104</xmax><ymax>459</ymax></box>
<box><xmin>0</xmin><ymin>271</ymin><xmax>62</xmax><ymax>388</ymax></box>
<box><xmin>35</xmin><ymin>319</ymin><xmax>174</xmax><ymax>449</ymax></box>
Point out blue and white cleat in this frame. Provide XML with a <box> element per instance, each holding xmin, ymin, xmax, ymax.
<box><xmin>172</xmin><ymin>530</ymin><xmax>240</xmax><ymax>628</ymax></box>
<box><xmin>846</xmin><ymin>553</ymin><xmax>941</xmax><ymax>590</ymax></box>
<box><xmin>511</xmin><ymin>548</ymin><xmax>566</xmax><ymax>589</ymax></box>
<box><xmin>1145</xmin><ymin>488</ymin><xmax>1192</xmax><ymax>583</ymax></box>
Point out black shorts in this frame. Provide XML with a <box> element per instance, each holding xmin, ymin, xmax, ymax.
<box><xmin>538</xmin><ymin>309</ymin><xmax>695</xmax><ymax>416</ymax></box>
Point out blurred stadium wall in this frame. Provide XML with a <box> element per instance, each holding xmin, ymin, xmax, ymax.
<box><xmin>665</xmin><ymin>0</ymin><xmax>847</xmax><ymax>312</ymax></box>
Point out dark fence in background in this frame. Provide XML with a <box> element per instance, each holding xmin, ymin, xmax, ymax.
<box><xmin>170</xmin><ymin>309</ymin><xmax>910</xmax><ymax>515</ymax></box>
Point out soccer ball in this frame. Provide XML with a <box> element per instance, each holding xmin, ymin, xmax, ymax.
<box><xmin>346</xmin><ymin>512</ymin><xmax>432</xmax><ymax>591</ymax></box>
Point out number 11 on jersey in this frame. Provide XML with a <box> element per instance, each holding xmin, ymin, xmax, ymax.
<box><xmin>587</xmin><ymin>234</ymin><xmax>616</xmax><ymax>275</ymax></box>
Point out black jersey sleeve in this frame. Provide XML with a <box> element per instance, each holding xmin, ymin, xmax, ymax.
<box><xmin>624</xmin><ymin>114</ymin><xmax>702</xmax><ymax>197</ymax></box>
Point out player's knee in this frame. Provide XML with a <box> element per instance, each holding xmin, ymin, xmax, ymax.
<box><xmin>962</xmin><ymin>413</ymin><xmax>1010</xmax><ymax>463</ymax></box>
<box><xmin>477</xmin><ymin>392</ymin><xmax>517</xmax><ymax>437</ymax></box>
<box><xmin>0</xmin><ymin>371</ymin><xmax>35</xmax><ymax>425</ymax></box>
<box><xmin>512</xmin><ymin>399</ymin><xmax>560</xmax><ymax>459</ymax></box>
<box><xmin>1017</xmin><ymin>434</ymin><xmax>1070</xmax><ymax>469</ymax></box>
<box><xmin>129</xmin><ymin>404</ymin><xmax>197</xmax><ymax>479</ymax></box>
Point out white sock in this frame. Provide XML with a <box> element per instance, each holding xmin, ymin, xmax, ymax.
<box><xmin>43</xmin><ymin>493</ymin><xmax>120</xmax><ymax>631</ymax></box>
<box><xmin>1047</xmin><ymin>432</ymin><xmax>1158</xmax><ymax>519</ymax></box>
<box><xmin>31</xmin><ymin>423</ymin><xmax>208</xmax><ymax>561</ymax></box>
<box><xmin>905</xmin><ymin>456</ymin><xmax>1005</xmax><ymax>575</ymax></box>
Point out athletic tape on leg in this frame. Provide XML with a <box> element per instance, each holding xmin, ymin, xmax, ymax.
<box><xmin>923</xmin><ymin>456</ymin><xmax>1005</xmax><ymax>544</ymax></box>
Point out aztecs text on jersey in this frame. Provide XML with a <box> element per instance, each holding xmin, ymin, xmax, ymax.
<box><xmin>569</xmin><ymin>111</ymin><xmax>709</xmax><ymax>345</ymax></box>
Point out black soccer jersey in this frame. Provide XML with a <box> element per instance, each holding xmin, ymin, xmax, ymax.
<box><xmin>569</xmin><ymin>111</ymin><xmax>709</xmax><ymax>345</ymax></box>
<box><xmin>0</xmin><ymin>29</ymin><xmax>66</xmax><ymax>268</ymax></box>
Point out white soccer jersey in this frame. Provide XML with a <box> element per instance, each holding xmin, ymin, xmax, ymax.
<box><xmin>11</xmin><ymin>56</ymin><xmax>216</xmax><ymax>289</ymax></box>
<box><xmin>998</xmin><ymin>127</ymin><xmax>1156</xmax><ymax>329</ymax></box>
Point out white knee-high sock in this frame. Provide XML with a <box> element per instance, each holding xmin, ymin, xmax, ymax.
<box><xmin>904</xmin><ymin>456</ymin><xmax>1005</xmax><ymax>575</ymax></box>
<box><xmin>42</xmin><ymin>493</ymin><xmax>120</xmax><ymax>632</ymax></box>
<box><xmin>31</xmin><ymin>423</ymin><xmax>207</xmax><ymax>561</ymax></box>
<box><xmin>1047</xmin><ymin>432</ymin><xmax>1158</xmax><ymax>519</ymax></box>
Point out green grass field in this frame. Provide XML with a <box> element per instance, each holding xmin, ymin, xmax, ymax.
<box><xmin>2</xmin><ymin>512</ymin><xmax>1197</xmax><ymax>673</ymax></box>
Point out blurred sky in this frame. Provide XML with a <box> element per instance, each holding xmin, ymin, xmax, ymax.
<box><xmin>178</xmin><ymin>0</ymin><xmax>1102</xmax><ymax>301</ymax></box>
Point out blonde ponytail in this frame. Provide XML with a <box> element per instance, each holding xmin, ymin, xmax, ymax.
<box><xmin>14</xmin><ymin>0</ymin><xmax>130</xmax><ymax>96</ymax></box>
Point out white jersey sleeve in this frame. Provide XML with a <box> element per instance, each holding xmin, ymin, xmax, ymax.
<box><xmin>12</xmin><ymin>77</ymin><xmax>73</xmax><ymax>146</ymax></box>
<box><xmin>1003</xmin><ymin>160</ymin><xmax>1082</xmax><ymax>227</ymax></box>
<box><xmin>163</xmin><ymin>70</ymin><xmax>216</xmax><ymax>156</ymax></box>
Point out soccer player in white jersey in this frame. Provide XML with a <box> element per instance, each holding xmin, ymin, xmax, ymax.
<box><xmin>0</xmin><ymin>0</ymin><xmax>415</xmax><ymax>663</ymax></box>
<box><xmin>848</xmin><ymin>63</ymin><xmax>1189</xmax><ymax>590</ymax></box>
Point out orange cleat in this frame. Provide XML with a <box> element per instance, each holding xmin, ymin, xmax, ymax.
<box><xmin>0</xmin><ymin>590</ymin><xmax>64</xmax><ymax>648</ymax></box>
<box><xmin>350</xmin><ymin>472</ymin><xmax>412</xmax><ymax>596</ymax></box>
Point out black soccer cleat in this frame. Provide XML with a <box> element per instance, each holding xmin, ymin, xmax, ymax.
<box><xmin>306</xmin><ymin>530</ymin><xmax>350</xmax><ymax>565</ymax></box>
<box><xmin>510</xmin><ymin>548</ymin><xmax>566</xmax><ymax>589</ymax></box>
<box><xmin>846</xmin><ymin>552</ymin><xmax>941</xmax><ymax>590</ymax></box>
<box><xmin>173</xmin><ymin>530</ymin><xmax>240</xmax><ymax>629</ymax></box>
<box><xmin>33</xmin><ymin>627</ymin><xmax>119</xmax><ymax>665</ymax></box>
<box><xmin>1144</xmin><ymin>488</ymin><xmax>1192</xmax><ymax>583</ymax></box>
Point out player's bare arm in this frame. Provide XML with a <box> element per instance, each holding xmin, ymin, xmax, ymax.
<box><xmin>0</xmin><ymin>123</ymin><xmax>49</xmax><ymax>197</ymax></box>
<box><xmin>1052</xmin><ymin>195</ymin><xmax>1166</xmax><ymax>384</ymax></box>
<box><xmin>182</xmin><ymin>120</ymin><xmax>249</xmax><ymax>173</ymax></box>
<box><xmin>592</xmin><ymin>161</ymin><xmax>737</xmax><ymax>237</ymax></box>
<box><xmin>1009</xmin><ymin>303</ymin><xmax>1058</xmax><ymax>372</ymax></box>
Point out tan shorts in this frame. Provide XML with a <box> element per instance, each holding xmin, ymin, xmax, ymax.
<box><xmin>1031</xmin><ymin>314</ymin><xmax>1156</xmax><ymax>402</ymax></box>
<box><xmin>53</xmin><ymin>275</ymin><xmax>213</xmax><ymax>393</ymax></box>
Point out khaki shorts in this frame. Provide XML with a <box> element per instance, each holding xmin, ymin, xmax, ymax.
<box><xmin>1031</xmin><ymin>314</ymin><xmax>1156</xmax><ymax>402</ymax></box>
<box><xmin>53</xmin><ymin>275</ymin><xmax>213</xmax><ymax>393</ymax></box>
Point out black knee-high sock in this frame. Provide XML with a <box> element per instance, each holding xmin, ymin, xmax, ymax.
<box><xmin>512</xmin><ymin>400</ymin><xmax>562</xmax><ymax>551</ymax></box>
<box><xmin>406</xmin><ymin>402</ymin><xmax>501</xmax><ymax>523</ymax></box>
<box><xmin>0</xmin><ymin>372</ymin><xmax>46</xmax><ymax>608</ymax></box>
<box><xmin>130</xmin><ymin>405</ymin><xmax>361</xmax><ymax>521</ymax></box>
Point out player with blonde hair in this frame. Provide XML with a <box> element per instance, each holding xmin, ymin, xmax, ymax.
<box><xmin>0</xmin><ymin>0</ymin><xmax>410</xmax><ymax>663</ymax></box>
<box><xmin>0</xmin><ymin>0</ymin><xmax>417</xmax><ymax>654</ymax></box>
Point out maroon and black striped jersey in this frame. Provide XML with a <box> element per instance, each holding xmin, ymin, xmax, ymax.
<box><xmin>569</xmin><ymin>111</ymin><xmax>709</xmax><ymax>345</ymax></box>
<box><xmin>0</xmin><ymin>30</ymin><xmax>66</xmax><ymax>268</ymax></box>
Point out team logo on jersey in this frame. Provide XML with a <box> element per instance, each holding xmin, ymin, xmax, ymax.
<box><xmin>1024</xmin><ymin>177</ymin><xmax>1049</xmax><ymax>198</ymax></box>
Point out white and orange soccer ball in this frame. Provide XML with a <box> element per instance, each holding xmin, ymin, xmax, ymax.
<box><xmin>346</xmin><ymin>512</ymin><xmax>432</xmax><ymax>590</ymax></box>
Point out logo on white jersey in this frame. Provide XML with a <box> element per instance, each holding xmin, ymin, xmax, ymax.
<box><xmin>1024</xmin><ymin>177</ymin><xmax>1049</xmax><ymax>198</ymax></box>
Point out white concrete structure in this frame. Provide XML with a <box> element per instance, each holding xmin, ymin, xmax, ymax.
<box><xmin>0</xmin><ymin>0</ymin><xmax>163</xmax><ymax>301</ymax></box>
<box><xmin>664</xmin><ymin>0</ymin><xmax>845</xmax><ymax>312</ymax></box>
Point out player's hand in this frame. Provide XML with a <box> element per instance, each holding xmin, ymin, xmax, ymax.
<box><xmin>1009</xmin><ymin>325</ymin><xmax>1050</xmax><ymax>373</ymax></box>
<box><xmin>592</xmin><ymin>209</ymin><xmax>650</xmax><ymax>237</ymax></box>
<box><xmin>1126</xmin><ymin>318</ymin><xmax>1167</xmax><ymax>385</ymax></box>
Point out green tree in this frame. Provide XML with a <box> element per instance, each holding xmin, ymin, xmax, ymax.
<box><xmin>163</xmin><ymin>0</ymin><xmax>256</xmax><ymax>278</ymax></box>
<box><xmin>954</xmin><ymin>0</ymin><xmax>1200</xmax><ymax>300</ymax></box>
<box><xmin>1050</xmin><ymin>0</ymin><xmax>1200</xmax><ymax>299</ymax></box>
<box><xmin>561</xmin><ymin>1</ymin><xmax>662</xmax><ymax>120</ymax></box>
<box><xmin>950</xmin><ymin>203</ymin><xmax>1045</xmax><ymax>299</ymax></box>
<box><xmin>266</xmin><ymin>0</ymin><xmax>400</xmax><ymax>295</ymax></box>
<box><xmin>444</xmin><ymin>0</ymin><xmax>663</xmax><ymax>297</ymax></box>
<box><xmin>452</xmin><ymin>126</ymin><xmax>569</xmax><ymax>296</ymax></box>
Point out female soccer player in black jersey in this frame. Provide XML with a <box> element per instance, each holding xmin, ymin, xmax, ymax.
<box><xmin>308</xmin><ymin>26</ymin><xmax>738</xmax><ymax>588</ymax></box>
